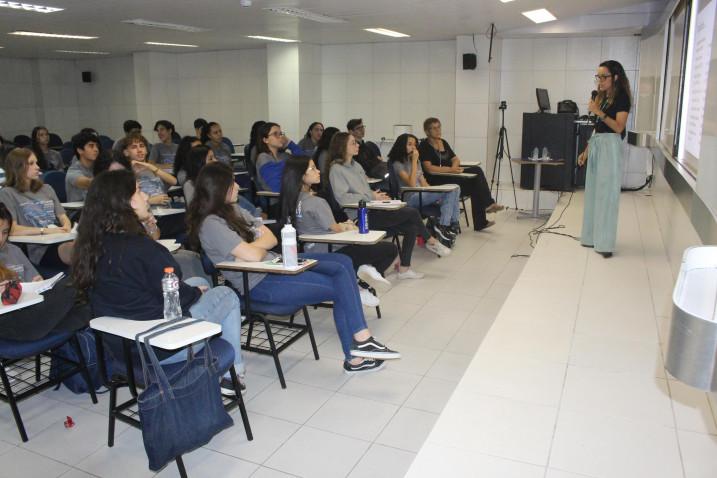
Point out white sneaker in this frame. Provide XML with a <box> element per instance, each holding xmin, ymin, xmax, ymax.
<box><xmin>426</xmin><ymin>240</ymin><xmax>451</xmax><ymax>257</ymax></box>
<box><xmin>359</xmin><ymin>288</ymin><xmax>380</xmax><ymax>307</ymax></box>
<box><xmin>357</xmin><ymin>265</ymin><xmax>392</xmax><ymax>292</ymax></box>
<box><xmin>397</xmin><ymin>268</ymin><xmax>425</xmax><ymax>280</ymax></box>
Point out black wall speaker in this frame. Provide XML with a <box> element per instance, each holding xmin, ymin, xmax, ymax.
<box><xmin>462</xmin><ymin>53</ymin><xmax>477</xmax><ymax>70</ymax></box>
<box><xmin>81</xmin><ymin>71</ymin><xmax>92</xmax><ymax>83</ymax></box>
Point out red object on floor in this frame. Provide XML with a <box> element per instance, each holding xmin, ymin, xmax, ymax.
<box><xmin>417</xmin><ymin>236</ymin><xmax>425</xmax><ymax>247</ymax></box>
<box><xmin>64</xmin><ymin>416</ymin><xmax>75</xmax><ymax>428</ymax></box>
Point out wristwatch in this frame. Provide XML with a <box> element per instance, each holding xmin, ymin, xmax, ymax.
<box><xmin>40</xmin><ymin>227</ymin><xmax>44</xmax><ymax>235</ymax></box>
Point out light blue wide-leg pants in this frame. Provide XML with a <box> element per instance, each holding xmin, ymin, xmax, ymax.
<box><xmin>581</xmin><ymin>133</ymin><xmax>623</xmax><ymax>253</ymax></box>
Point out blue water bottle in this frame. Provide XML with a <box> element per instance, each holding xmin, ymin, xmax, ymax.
<box><xmin>358</xmin><ymin>200</ymin><xmax>369</xmax><ymax>234</ymax></box>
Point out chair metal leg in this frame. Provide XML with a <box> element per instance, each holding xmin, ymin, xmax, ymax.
<box><xmin>302</xmin><ymin>307</ymin><xmax>319</xmax><ymax>360</ymax></box>
<box><xmin>69</xmin><ymin>335</ymin><xmax>98</xmax><ymax>405</ymax></box>
<box><xmin>0</xmin><ymin>362</ymin><xmax>28</xmax><ymax>442</ymax></box>
<box><xmin>461</xmin><ymin>197</ymin><xmax>470</xmax><ymax>228</ymax></box>
<box><xmin>176</xmin><ymin>456</ymin><xmax>188</xmax><ymax>478</ymax></box>
<box><xmin>107</xmin><ymin>382</ymin><xmax>117</xmax><ymax>447</ymax></box>
<box><xmin>34</xmin><ymin>355</ymin><xmax>41</xmax><ymax>382</ymax></box>
<box><xmin>229</xmin><ymin>366</ymin><xmax>253</xmax><ymax>441</ymax></box>
<box><xmin>262</xmin><ymin>315</ymin><xmax>286</xmax><ymax>388</ymax></box>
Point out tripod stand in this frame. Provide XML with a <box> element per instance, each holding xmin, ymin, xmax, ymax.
<box><xmin>490</xmin><ymin>102</ymin><xmax>518</xmax><ymax>210</ymax></box>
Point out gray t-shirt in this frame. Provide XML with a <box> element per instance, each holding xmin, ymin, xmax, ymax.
<box><xmin>0</xmin><ymin>185</ymin><xmax>66</xmax><ymax>263</ymax></box>
<box><xmin>208</xmin><ymin>141</ymin><xmax>232</xmax><ymax>164</ymax></box>
<box><xmin>298</xmin><ymin>137</ymin><xmax>317</xmax><ymax>154</ymax></box>
<box><xmin>328</xmin><ymin>160</ymin><xmax>373</xmax><ymax>219</ymax></box>
<box><xmin>148</xmin><ymin>142</ymin><xmax>178</xmax><ymax>166</ymax></box>
<box><xmin>65</xmin><ymin>158</ymin><xmax>93</xmax><ymax>202</ymax></box>
<box><xmin>183</xmin><ymin>180</ymin><xmax>196</xmax><ymax>205</ymax></box>
<box><xmin>137</xmin><ymin>169</ymin><xmax>167</xmax><ymax>197</ymax></box>
<box><xmin>0</xmin><ymin>242</ymin><xmax>39</xmax><ymax>281</ymax></box>
<box><xmin>45</xmin><ymin>149</ymin><xmax>64</xmax><ymax>171</ymax></box>
<box><xmin>392</xmin><ymin>160</ymin><xmax>423</xmax><ymax>200</ymax></box>
<box><xmin>199</xmin><ymin>207</ymin><xmax>276</xmax><ymax>294</ymax></box>
<box><xmin>295</xmin><ymin>191</ymin><xmax>339</xmax><ymax>254</ymax></box>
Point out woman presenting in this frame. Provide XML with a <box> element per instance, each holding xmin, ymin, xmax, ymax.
<box><xmin>578</xmin><ymin>60</ymin><xmax>632</xmax><ymax>258</ymax></box>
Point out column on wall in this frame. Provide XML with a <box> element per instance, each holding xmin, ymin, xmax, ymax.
<box><xmin>267</xmin><ymin>44</ymin><xmax>301</xmax><ymax>141</ymax></box>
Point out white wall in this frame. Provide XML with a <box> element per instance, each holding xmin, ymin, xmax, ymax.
<box><xmin>0</xmin><ymin>58</ymin><xmax>42</xmax><ymax>141</ymax></box>
<box><xmin>320</xmin><ymin>41</ymin><xmax>456</xmax><ymax>144</ymax></box>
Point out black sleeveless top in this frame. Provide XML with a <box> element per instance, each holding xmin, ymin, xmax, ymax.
<box><xmin>595</xmin><ymin>90</ymin><xmax>631</xmax><ymax>139</ymax></box>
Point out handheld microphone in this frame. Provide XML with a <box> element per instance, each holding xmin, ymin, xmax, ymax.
<box><xmin>591</xmin><ymin>90</ymin><xmax>598</xmax><ymax>101</ymax></box>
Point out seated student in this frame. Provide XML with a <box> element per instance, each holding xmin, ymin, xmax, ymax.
<box><xmin>297</xmin><ymin>122</ymin><xmax>324</xmax><ymax>155</ymax></box>
<box><xmin>0</xmin><ymin>148</ymin><xmax>73</xmax><ymax>267</ymax></box>
<box><xmin>31</xmin><ymin>126</ymin><xmax>63</xmax><ymax>171</ymax></box>
<box><xmin>280</xmin><ymin>157</ymin><xmax>396</xmax><ymax>307</ymax></box>
<box><xmin>71</xmin><ymin>169</ymin><xmax>246</xmax><ymax>392</ymax></box>
<box><xmin>327</xmin><ymin>132</ymin><xmax>451</xmax><ymax>280</ymax></box>
<box><xmin>112</xmin><ymin>120</ymin><xmax>142</xmax><ymax>153</ymax></box>
<box><xmin>0</xmin><ymin>203</ymin><xmax>41</xmax><ymax>282</ymax></box>
<box><xmin>172</xmin><ymin>136</ymin><xmax>201</xmax><ymax>185</ymax></box>
<box><xmin>246</xmin><ymin>121</ymin><xmax>266</xmax><ymax>171</ymax></box>
<box><xmin>346</xmin><ymin>118</ymin><xmax>388</xmax><ymax>180</ymax></box>
<box><xmin>194</xmin><ymin>118</ymin><xmax>208</xmax><ymax>139</ymax></box>
<box><xmin>148</xmin><ymin>120</ymin><xmax>179</xmax><ymax>170</ymax></box>
<box><xmin>92</xmin><ymin>151</ymin><xmax>159</xmax><ymax>240</ymax></box>
<box><xmin>389</xmin><ymin>133</ymin><xmax>460</xmax><ymax>248</ymax></box>
<box><xmin>65</xmin><ymin>131</ymin><xmax>100</xmax><ymax>202</ymax></box>
<box><xmin>201</xmin><ymin>122</ymin><xmax>232</xmax><ymax>164</ymax></box>
<box><xmin>313</xmin><ymin>126</ymin><xmax>339</xmax><ymax>174</ymax></box>
<box><xmin>254</xmin><ymin>122</ymin><xmax>288</xmax><ymax>192</ymax></box>
<box><xmin>121</xmin><ymin>132</ymin><xmax>176</xmax><ymax>206</ymax></box>
<box><xmin>188</xmin><ymin>162</ymin><xmax>401</xmax><ymax>373</ymax></box>
<box><xmin>418</xmin><ymin>117</ymin><xmax>503</xmax><ymax>231</ymax></box>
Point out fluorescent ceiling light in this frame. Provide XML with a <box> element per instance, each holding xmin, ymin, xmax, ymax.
<box><xmin>263</xmin><ymin>7</ymin><xmax>346</xmax><ymax>23</ymax></box>
<box><xmin>122</xmin><ymin>19</ymin><xmax>208</xmax><ymax>33</ymax></box>
<box><xmin>0</xmin><ymin>1</ymin><xmax>62</xmax><ymax>13</ymax></box>
<box><xmin>499</xmin><ymin>0</ymin><xmax>515</xmax><ymax>2</ymax></box>
<box><xmin>56</xmin><ymin>50</ymin><xmax>109</xmax><ymax>55</ymax></box>
<box><xmin>246</xmin><ymin>35</ymin><xmax>298</xmax><ymax>43</ymax></box>
<box><xmin>144</xmin><ymin>41</ymin><xmax>198</xmax><ymax>48</ymax></box>
<box><xmin>9</xmin><ymin>31</ymin><xmax>97</xmax><ymax>39</ymax></box>
<box><xmin>364</xmin><ymin>28</ymin><xmax>410</xmax><ymax>38</ymax></box>
<box><xmin>522</xmin><ymin>8</ymin><xmax>557</xmax><ymax>24</ymax></box>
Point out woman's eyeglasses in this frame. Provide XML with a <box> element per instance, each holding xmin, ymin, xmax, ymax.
<box><xmin>269</xmin><ymin>131</ymin><xmax>286</xmax><ymax>137</ymax></box>
<box><xmin>594</xmin><ymin>74</ymin><xmax>612</xmax><ymax>81</ymax></box>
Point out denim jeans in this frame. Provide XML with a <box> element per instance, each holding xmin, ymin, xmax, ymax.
<box><xmin>405</xmin><ymin>187</ymin><xmax>461</xmax><ymax>226</ymax></box>
<box><xmin>249</xmin><ymin>253</ymin><xmax>368</xmax><ymax>361</ymax></box>
<box><xmin>160</xmin><ymin>277</ymin><xmax>244</xmax><ymax>375</ymax></box>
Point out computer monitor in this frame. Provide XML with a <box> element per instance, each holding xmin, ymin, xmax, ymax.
<box><xmin>536</xmin><ymin>88</ymin><xmax>551</xmax><ymax>112</ymax></box>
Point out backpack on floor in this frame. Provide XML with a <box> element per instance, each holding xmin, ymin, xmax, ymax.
<box><xmin>50</xmin><ymin>327</ymin><xmax>112</xmax><ymax>394</ymax></box>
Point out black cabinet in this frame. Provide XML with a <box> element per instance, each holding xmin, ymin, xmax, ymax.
<box><xmin>520</xmin><ymin>112</ymin><xmax>577</xmax><ymax>191</ymax></box>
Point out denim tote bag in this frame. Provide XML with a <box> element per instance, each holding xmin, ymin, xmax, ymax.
<box><xmin>135</xmin><ymin>319</ymin><xmax>233</xmax><ymax>472</ymax></box>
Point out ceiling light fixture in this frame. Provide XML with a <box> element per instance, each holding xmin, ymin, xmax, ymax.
<box><xmin>499</xmin><ymin>0</ymin><xmax>516</xmax><ymax>3</ymax></box>
<box><xmin>364</xmin><ymin>28</ymin><xmax>410</xmax><ymax>38</ymax></box>
<box><xmin>0</xmin><ymin>1</ymin><xmax>62</xmax><ymax>13</ymax></box>
<box><xmin>522</xmin><ymin>8</ymin><xmax>557</xmax><ymax>24</ymax></box>
<box><xmin>122</xmin><ymin>19</ymin><xmax>208</xmax><ymax>33</ymax></box>
<box><xmin>263</xmin><ymin>7</ymin><xmax>346</xmax><ymax>24</ymax></box>
<box><xmin>56</xmin><ymin>50</ymin><xmax>109</xmax><ymax>55</ymax></box>
<box><xmin>246</xmin><ymin>35</ymin><xmax>298</xmax><ymax>43</ymax></box>
<box><xmin>9</xmin><ymin>31</ymin><xmax>97</xmax><ymax>39</ymax></box>
<box><xmin>144</xmin><ymin>41</ymin><xmax>199</xmax><ymax>48</ymax></box>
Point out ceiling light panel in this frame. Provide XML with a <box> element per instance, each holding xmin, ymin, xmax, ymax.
<box><xmin>144</xmin><ymin>41</ymin><xmax>198</xmax><ymax>48</ymax></box>
<box><xmin>263</xmin><ymin>7</ymin><xmax>346</xmax><ymax>23</ymax></box>
<box><xmin>522</xmin><ymin>8</ymin><xmax>557</xmax><ymax>24</ymax></box>
<box><xmin>122</xmin><ymin>19</ymin><xmax>208</xmax><ymax>33</ymax></box>
<box><xmin>364</xmin><ymin>28</ymin><xmax>410</xmax><ymax>38</ymax></box>
<box><xmin>0</xmin><ymin>1</ymin><xmax>62</xmax><ymax>13</ymax></box>
<box><xmin>56</xmin><ymin>50</ymin><xmax>109</xmax><ymax>55</ymax></box>
<box><xmin>9</xmin><ymin>31</ymin><xmax>97</xmax><ymax>39</ymax></box>
<box><xmin>246</xmin><ymin>35</ymin><xmax>298</xmax><ymax>43</ymax></box>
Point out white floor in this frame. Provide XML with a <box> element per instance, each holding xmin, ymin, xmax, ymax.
<box><xmin>407</xmin><ymin>190</ymin><xmax>717</xmax><ymax>478</ymax></box>
<box><xmin>1</xmin><ymin>188</ymin><xmax>715</xmax><ymax>478</ymax></box>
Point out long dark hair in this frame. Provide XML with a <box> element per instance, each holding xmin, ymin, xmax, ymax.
<box><xmin>186</xmin><ymin>162</ymin><xmax>255</xmax><ymax>251</ymax></box>
<box><xmin>92</xmin><ymin>149</ymin><xmax>130</xmax><ymax>176</ymax></box>
<box><xmin>303</xmin><ymin>122</ymin><xmax>323</xmax><ymax>140</ymax></box>
<box><xmin>279</xmin><ymin>156</ymin><xmax>312</xmax><ymax>226</ymax></box>
<box><xmin>248</xmin><ymin>120</ymin><xmax>266</xmax><ymax>151</ymax></box>
<box><xmin>30</xmin><ymin>126</ymin><xmax>50</xmax><ymax>170</ymax></box>
<box><xmin>173</xmin><ymin>135</ymin><xmax>200</xmax><ymax>176</ymax></box>
<box><xmin>256</xmin><ymin>122</ymin><xmax>280</xmax><ymax>156</ymax></box>
<box><xmin>597</xmin><ymin>60</ymin><xmax>633</xmax><ymax>108</ymax></box>
<box><xmin>312</xmin><ymin>126</ymin><xmax>339</xmax><ymax>163</ymax></box>
<box><xmin>71</xmin><ymin>170</ymin><xmax>146</xmax><ymax>292</ymax></box>
<box><xmin>200</xmin><ymin>122</ymin><xmax>219</xmax><ymax>144</ymax></box>
<box><xmin>387</xmin><ymin>133</ymin><xmax>418</xmax><ymax>164</ymax></box>
<box><xmin>185</xmin><ymin>145</ymin><xmax>211</xmax><ymax>183</ymax></box>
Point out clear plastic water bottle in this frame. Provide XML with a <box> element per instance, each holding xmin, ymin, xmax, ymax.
<box><xmin>358</xmin><ymin>200</ymin><xmax>369</xmax><ymax>234</ymax></box>
<box><xmin>281</xmin><ymin>221</ymin><xmax>298</xmax><ymax>268</ymax></box>
<box><xmin>162</xmin><ymin>267</ymin><xmax>182</xmax><ymax>321</ymax></box>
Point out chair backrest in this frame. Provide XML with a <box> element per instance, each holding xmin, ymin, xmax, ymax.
<box><xmin>98</xmin><ymin>135</ymin><xmax>114</xmax><ymax>151</ymax></box>
<box><xmin>317</xmin><ymin>181</ymin><xmax>349</xmax><ymax>223</ymax></box>
<box><xmin>42</xmin><ymin>170</ymin><xmax>67</xmax><ymax>202</ymax></box>
<box><xmin>60</xmin><ymin>148</ymin><xmax>75</xmax><ymax>167</ymax></box>
<box><xmin>171</xmin><ymin>131</ymin><xmax>181</xmax><ymax>144</ymax></box>
<box><xmin>12</xmin><ymin>135</ymin><xmax>31</xmax><ymax>148</ymax></box>
<box><xmin>48</xmin><ymin>133</ymin><xmax>63</xmax><ymax>148</ymax></box>
<box><xmin>386</xmin><ymin>159</ymin><xmax>401</xmax><ymax>199</ymax></box>
<box><xmin>221</xmin><ymin>137</ymin><xmax>235</xmax><ymax>154</ymax></box>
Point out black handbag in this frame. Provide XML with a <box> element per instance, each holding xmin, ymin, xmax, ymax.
<box><xmin>135</xmin><ymin>319</ymin><xmax>233</xmax><ymax>471</ymax></box>
<box><xmin>557</xmin><ymin>100</ymin><xmax>579</xmax><ymax>114</ymax></box>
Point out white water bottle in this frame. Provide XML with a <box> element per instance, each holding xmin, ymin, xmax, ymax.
<box><xmin>281</xmin><ymin>221</ymin><xmax>298</xmax><ymax>268</ymax></box>
<box><xmin>161</xmin><ymin>267</ymin><xmax>182</xmax><ymax>321</ymax></box>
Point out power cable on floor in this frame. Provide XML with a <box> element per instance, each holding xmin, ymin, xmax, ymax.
<box><xmin>528</xmin><ymin>191</ymin><xmax>580</xmax><ymax>248</ymax></box>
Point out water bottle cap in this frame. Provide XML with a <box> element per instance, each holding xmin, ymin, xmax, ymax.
<box><xmin>164</xmin><ymin>267</ymin><xmax>174</xmax><ymax>273</ymax></box>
